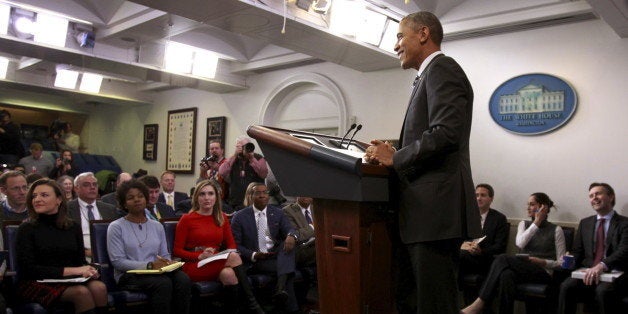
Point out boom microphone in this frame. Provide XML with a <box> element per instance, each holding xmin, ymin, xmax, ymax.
<box><xmin>339</xmin><ymin>123</ymin><xmax>357</xmax><ymax>148</ymax></box>
<box><xmin>346</xmin><ymin>124</ymin><xmax>362</xmax><ymax>149</ymax></box>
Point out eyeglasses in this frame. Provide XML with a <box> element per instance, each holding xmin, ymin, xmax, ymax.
<box><xmin>9</xmin><ymin>186</ymin><xmax>28</xmax><ymax>192</ymax></box>
<box><xmin>80</xmin><ymin>182</ymin><xmax>98</xmax><ymax>188</ymax></box>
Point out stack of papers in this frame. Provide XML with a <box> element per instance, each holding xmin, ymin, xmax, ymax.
<box><xmin>571</xmin><ymin>268</ymin><xmax>624</xmax><ymax>283</ymax></box>
<box><xmin>37</xmin><ymin>277</ymin><xmax>90</xmax><ymax>283</ymax></box>
<box><xmin>198</xmin><ymin>249</ymin><xmax>238</xmax><ymax>268</ymax></box>
<box><xmin>127</xmin><ymin>261</ymin><xmax>185</xmax><ymax>274</ymax></box>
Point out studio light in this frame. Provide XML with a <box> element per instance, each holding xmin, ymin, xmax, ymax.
<box><xmin>0</xmin><ymin>3</ymin><xmax>10</xmax><ymax>35</ymax></box>
<box><xmin>0</xmin><ymin>56</ymin><xmax>9</xmax><ymax>79</ymax></box>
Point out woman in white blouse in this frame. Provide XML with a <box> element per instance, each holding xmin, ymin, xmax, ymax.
<box><xmin>462</xmin><ymin>192</ymin><xmax>566</xmax><ymax>314</ymax></box>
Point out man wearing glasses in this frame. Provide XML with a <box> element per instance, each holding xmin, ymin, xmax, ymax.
<box><xmin>0</xmin><ymin>170</ymin><xmax>29</xmax><ymax>222</ymax></box>
<box><xmin>67</xmin><ymin>172</ymin><xmax>118</xmax><ymax>258</ymax></box>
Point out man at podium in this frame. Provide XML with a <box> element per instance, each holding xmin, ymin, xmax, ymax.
<box><xmin>365</xmin><ymin>11</ymin><xmax>482</xmax><ymax>314</ymax></box>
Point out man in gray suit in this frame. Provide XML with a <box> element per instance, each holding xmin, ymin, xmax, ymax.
<box><xmin>68</xmin><ymin>172</ymin><xmax>118</xmax><ymax>258</ymax></box>
<box><xmin>365</xmin><ymin>11</ymin><xmax>481</xmax><ymax>314</ymax></box>
<box><xmin>283</xmin><ymin>197</ymin><xmax>316</xmax><ymax>267</ymax></box>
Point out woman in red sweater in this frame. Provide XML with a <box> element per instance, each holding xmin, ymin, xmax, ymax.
<box><xmin>174</xmin><ymin>180</ymin><xmax>264</xmax><ymax>314</ymax></box>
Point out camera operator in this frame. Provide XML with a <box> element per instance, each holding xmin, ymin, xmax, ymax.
<box><xmin>218</xmin><ymin>136</ymin><xmax>268</xmax><ymax>211</ymax></box>
<box><xmin>51</xmin><ymin>120</ymin><xmax>80</xmax><ymax>153</ymax></box>
<box><xmin>198</xmin><ymin>140</ymin><xmax>229</xmax><ymax>200</ymax></box>
<box><xmin>48</xmin><ymin>149</ymin><xmax>79</xmax><ymax>179</ymax></box>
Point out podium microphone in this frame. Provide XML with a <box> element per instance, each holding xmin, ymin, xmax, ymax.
<box><xmin>339</xmin><ymin>123</ymin><xmax>357</xmax><ymax>148</ymax></box>
<box><xmin>346</xmin><ymin>124</ymin><xmax>362</xmax><ymax>149</ymax></box>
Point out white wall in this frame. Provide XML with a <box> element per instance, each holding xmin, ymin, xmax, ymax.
<box><xmin>88</xmin><ymin>18</ymin><xmax>627</xmax><ymax>223</ymax></box>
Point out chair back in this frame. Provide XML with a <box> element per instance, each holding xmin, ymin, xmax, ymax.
<box><xmin>562</xmin><ymin>226</ymin><xmax>575</xmax><ymax>252</ymax></box>
<box><xmin>160</xmin><ymin>219</ymin><xmax>179</xmax><ymax>254</ymax></box>
<box><xmin>89</xmin><ymin>219</ymin><xmax>116</xmax><ymax>291</ymax></box>
<box><xmin>2</xmin><ymin>220</ymin><xmax>22</xmax><ymax>277</ymax></box>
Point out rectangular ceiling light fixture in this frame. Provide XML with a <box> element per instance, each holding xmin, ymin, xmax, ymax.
<box><xmin>0</xmin><ymin>3</ymin><xmax>9</xmax><ymax>35</ymax></box>
<box><xmin>0</xmin><ymin>56</ymin><xmax>8</xmax><ymax>79</ymax></box>
<box><xmin>357</xmin><ymin>8</ymin><xmax>387</xmax><ymax>46</ymax></box>
<box><xmin>165</xmin><ymin>41</ymin><xmax>194</xmax><ymax>74</ymax></box>
<box><xmin>379</xmin><ymin>19</ymin><xmax>399</xmax><ymax>54</ymax></box>
<box><xmin>54</xmin><ymin>69</ymin><xmax>79</xmax><ymax>89</ymax></box>
<box><xmin>34</xmin><ymin>12</ymin><xmax>68</xmax><ymax>47</ymax></box>
<box><xmin>79</xmin><ymin>72</ymin><xmax>103</xmax><ymax>93</ymax></box>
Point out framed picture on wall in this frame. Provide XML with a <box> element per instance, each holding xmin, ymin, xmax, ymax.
<box><xmin>205</xmin><ymin>116</ymin><xmax>226</xmax><ymax>155</ymax></box>
<box><xmin>143</xmin><ymin>124</ymin><xmax>158</xmax><ymax>161</ymax></box>
<box><xmin>166</xmin><ymin>108</ymin><xmax>197</xmax><ymax>173</ymax></box>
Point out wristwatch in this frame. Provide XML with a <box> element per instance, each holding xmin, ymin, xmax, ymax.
<box><xmin>147</xmin><ymin>262</ymin><xmax>153</xmax><ymax>270</ymax></box>
<box><xmin>287</xmin><ymin>232</ymin><xmax>299</xmax><ymax>242</ymax></box>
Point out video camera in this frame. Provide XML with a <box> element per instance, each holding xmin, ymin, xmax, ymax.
<box><xmin>201</xmin><ymin>155</ymin><xmax>219</xmax><ymax>166</ymax></box>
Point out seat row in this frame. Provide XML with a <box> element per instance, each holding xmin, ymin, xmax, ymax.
<box><xmin>2</xmin><ymin>218</ymin><xmax>316</xmax><ymax>313</ymax></box>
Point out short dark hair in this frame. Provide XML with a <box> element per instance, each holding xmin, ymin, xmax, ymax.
<box><xmin>209</xmin><ymin>139</ymin><xmax>222</xmax><ymax>147</ymax></box>
<box><xmin>116</xmin><ymin>180</ymin><xmax>149</xmax><ymax>212</ymax></box>
<box><xmin>26</xmin><ymin>173</ymin><xmax>44</xmax><ymax>185</ymax></box>
<box><xmin>138</xmin><ymin>175</ymin><xmax>160</xmax><ymax>189</ymax></box>
<box><xmin>476</xmin><ymin>183</ymin><xmax>494</xmax><ymax>198</ymax></box>
<box><xmin>589</xmin><ymin>182</ymin><xmax>615</xmax><ymax>206</ymax></box>
<box><xmin>402</xmin><ymin>11</ymin><xmax>444</xmax><ymax>45</ymax></box>
<box><xmin>531</xmin><ymin>192</ymin><xmax>555</xmax><ymax>213</ymax></box>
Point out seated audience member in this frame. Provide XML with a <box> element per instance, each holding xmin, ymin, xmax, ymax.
<box><xmin>0</xmin><ymin>109</ymin><xmax>25</xmax><ymax>164</ymax></box>
<box><xmin>283</xmin><ymin>197</ymin><xmax>316</xmax><ymax>267</ymax></box>
<box><xmin>459</xmin><ymin>184</ymin><xmax>508</xmax><ymax>286</ymax></box>
<box><xmin>68</xmin><ymin>172</ymin><xmax>118</xmax><ymax>258</ymax></box>
<box><xmin>100</xmin><ymin>172</ymin><xmax>132</xmax><ymax>207</ymax></box>
<box><xmin>18</xmin><ymin>143</ymin><xmax>54</xmax><ymax>176</ymax></box>
<box><xmin>218</xmin><ymin>136</ymin><xmax>268</xmax><ymax>211</ymax></box>
<box><xmin>0</xmin><ymin>171</ymin><xmax>29</xmax><ymax>221</ymax></box>
<box><xmin>107</xmin><ymin>180</ymin><xmax>191</xmax><ymax>314</ymax></box>
<box><xmin>138</xmin><ymin>175</ymin><xmax>176</xmax><ymax>220</ymax></box>
<box><xmin>25</xmin><ymin>173</ymin><xmax>43</xmax><ymax>187</ymax></box>
<box><xmin>231</xmin><ymin>182</ymin><xmax>299</xmax><ymax>313</ymax></box>
<box><xmin>174</xmin><ymin>180</ymin><xmax>264</xmax><ymax>314</ymax></box>
<box><xmin>49</xmin><ymin>150</ymin><xmax>79</xmax><ymax>179</ymax></box>
<box><xmin>158</xmin><ymin>171</ymin><xmax>189</xmax><ymax>209</ymax></box>
<box><xmin>12</xmin><ymin>164</ymin><xmax>26</xmax><ymax>174</ymax></box>
<box><xmin>462</xmin><ymin>192</ymin><xmax>566</xmax><ymax>314</ymax></box>
<box><xmin>56</xmin><ymin>175</ymin><xmax>75</xmax><ymax>201</ymax></box>
<box><xmin>558</xmin><ymin>182</ymin><xmax>628</xmax><ymax>314</ymax></box>
<box><xmin>16</xmin><ymin>179</ymin><xmax>107</xmax><ymax>313</ymax></box>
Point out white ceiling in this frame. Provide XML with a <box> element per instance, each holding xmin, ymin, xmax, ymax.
<box><xmin>0</xmin><ymin>0</ymin><xmax>625</xmax><ymax>107</ymax></box>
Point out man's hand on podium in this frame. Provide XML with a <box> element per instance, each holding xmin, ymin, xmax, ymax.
<box><xmin>365</xmin><ymin>140</ymin><xmax>395</xmax><ymax>167</ymax></box>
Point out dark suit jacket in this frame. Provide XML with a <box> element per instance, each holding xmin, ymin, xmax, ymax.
<box><xmin>68</xmin><ymin>199</ymin><xmax>118</xmax><ymax>227</ymax></box>
<box><xmin>572</xmin><ymin>212</ymin><xmax>628</xmax><ymax>270</ymax></box>
<box><xmin>100</xmin><ymin>192</ymin><xmax>117</xmax><ymax>207</ymax></box>
<box><xmin>479</xmin><ymin>209</ymin><xmax>509</xmax><ymax>258</ymax></box>
<box><xmin>148</xmin><ymin>203</ymin><xmax>176</xmax><ymax>219</ymax></box>
<box><xmin>230</xmin><ymin>205</ymin><xmax>295</xmax><ymax>263</ymax></box>
<box><xmin>158</xmin><ymin>192</ymin><xmax>189</xmax><ymax>207</ymax></box>
<box><xmin>393</xmin><ymin>54</ymin><xmax>481</xmax><ymax>244</ymax></box>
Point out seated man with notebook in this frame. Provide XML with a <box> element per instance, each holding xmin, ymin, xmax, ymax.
<box><xmin>558</xmin><ymin>182</ymin><xmax>628</xmax><ymax>314</ymax></box>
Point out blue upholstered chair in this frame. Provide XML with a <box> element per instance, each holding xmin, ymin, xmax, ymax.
<box><xmin>159</xmin><ymin>218</ymin><xmax>222</xmax><ymax>311</ymax></box>
<box><xmin>3</xmin><ymin>222</ymin><xmax>54</xmax><ymax>314</ymax></box>
<box><xmin>89</xmin><ymin>220</ymin><xmax>149</xmax><ymax>312</ymax></box>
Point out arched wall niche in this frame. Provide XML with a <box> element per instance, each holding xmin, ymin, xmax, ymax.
<box><xmin>259</xmin><ymin>73</ymin><xmax>347</xmax><ymax>136</ymax></box>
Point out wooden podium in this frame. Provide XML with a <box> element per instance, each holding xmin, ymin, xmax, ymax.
<box><xmin>247</xmin><ymin>125</ymin><xmax>394</xmax><ymax>314</ymax></box>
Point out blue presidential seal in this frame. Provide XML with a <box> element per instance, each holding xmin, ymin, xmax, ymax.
<box><xmin>489</xmin><ymin>73</ymin><xmax>577</xmax><ymax>135</ymax></box>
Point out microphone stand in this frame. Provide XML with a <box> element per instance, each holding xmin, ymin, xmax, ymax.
<box><xmin>346</xmin><ymin>124</ymin><xmax>362</xmax><ymax>149</ymax></box>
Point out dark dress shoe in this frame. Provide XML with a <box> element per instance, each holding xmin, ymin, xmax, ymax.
<box><xmin>272</xmin><ymin>289</ymin><xmax>289</xmax><ymax>305</ymax></box>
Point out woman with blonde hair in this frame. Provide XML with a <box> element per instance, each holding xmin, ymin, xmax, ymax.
<box><xmin>174</xmin><ymin>179</ymin><xmax>264</xmax><ymax>313</ymax></box>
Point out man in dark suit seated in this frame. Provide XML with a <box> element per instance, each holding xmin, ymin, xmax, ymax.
<box><xmin>231</xmin><ymin>182</ymin><xmax>299</xmax><ymax>313</ymax></box>
<box><xmin>558</xmin><ymin>182</ymin><xmax>628</xmax><ymax>314</ymax></box>
<box><xmin>100</xmin><ymin>172</ymin><xmax>132</xmax><ymax>207</ymax></box>
<box><xmin>157</xmin><ymin>171</ymin><xmax>189</xmax><ymax>208</ymax></box>
<box><xmin>68</xmin><ymin>172</ymin><xmax>118</xmax><ymax>258</ymax></box>
<box><xmin>459</xmin><ymin>183</ymin><xmax>508</xmax><ymax>301</ymax></box>
<box><xmin>138</xmin><ymin>175</ymin><xmax>176</xmax><ymax>220</ymax></box>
